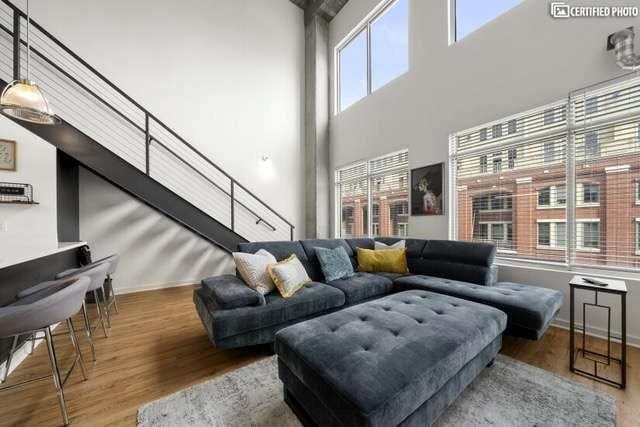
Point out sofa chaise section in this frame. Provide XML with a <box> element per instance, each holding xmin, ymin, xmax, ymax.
<box><xmin>393</xmin><ymin>276</ymin><xmax>563</xmax><ymax>340</ymax></box>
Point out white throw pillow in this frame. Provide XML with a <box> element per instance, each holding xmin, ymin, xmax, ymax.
<box><xmin>374</xmin><ymin>240</ymin><xmax>406</xmax><ymax>250</ymax></box>
<box><xmin>267</xmin><ymin>254</ymin><xmax>311</xmax><ymax>298</ymax></box>
<box><xmin>233</xmin><ymin>249</ymin><xmax>277</xmax><ymax>295</ymax></box>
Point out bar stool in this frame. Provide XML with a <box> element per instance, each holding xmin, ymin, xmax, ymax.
<box><xmin>94</xmin><ymin>254</ymin><xmax>120</xmax><ymax>317</ymax></box>
<box><xmin>20</xmin><ymin>263</ymin><xmax>110</xmax><ymax>361</ymax></box>
<box><xmin>0</xmin><ymin>276</ymin><xmax>90</xmax><ymax>426</ymax></box>
<box><xmin>58</xmin><ymin>254</ymin><xmax>119</xmax><ymax>324</ymax></box>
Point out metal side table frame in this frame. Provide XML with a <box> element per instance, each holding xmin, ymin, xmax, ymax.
<box><xmin>569</xmin><ymin>275</ymin><xmax>627</xmax><ymax>389</ymax></box>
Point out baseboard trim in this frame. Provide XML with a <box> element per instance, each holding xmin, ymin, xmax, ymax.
<box><xmin>551</xmin><ymin>317</ymin><xmax>640</xmax><ymax>349</ymax></box>
<box><xmin>115</xmin><ymin>281</ymin><xmax>197</xmax><ymax>295</ymax></box>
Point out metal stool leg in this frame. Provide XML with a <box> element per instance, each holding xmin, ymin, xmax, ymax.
<box><xmin>66</xmin><ymin>319</ymin><xmax>87</xmax><ymax>381</ymax></box>
<box><xmin>109</xmin><ymin>276</ymin><xmax>119</xmax><ymax>314</ymax></box>
<box><xmin>101</xmin><ymin>286</ymin><xmax>112</xmax><ymax>329</ymax></box>
<box><xmin>81</xmin><ymin>301</ymin><xmax>96</xmax><ymax>361</ymax></box>
<box><xmin>44</xmin><ymin>327</ymin><xmax>69</xmax><ymax>426</ymax></box>
<box><xmin>93</xmin><ymin>290</ymin><xmax>109</xmax><ymax>338</ymax></box>
<box><xmin>1</xmin><ymin>335</ymin><xmax>18</xmax><ymax>383</ymax></box>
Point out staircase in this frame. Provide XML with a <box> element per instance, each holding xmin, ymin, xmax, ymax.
<box><xmin>0</xmin><ymin>0</ymin><xmax>294</xmax><ymax>252</ymax></box>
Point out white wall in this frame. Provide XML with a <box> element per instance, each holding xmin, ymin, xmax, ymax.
<box><xmin>329</xmin><ymin>0</ymin><xmax>640</xmax><ymax>342</ymax></box>
<box><xmin>79</xmin><ymin>168</ymin><xmax>234</xmax><ymax>293</ymax></box>
<box><xmin>21</xmin><ymin>0</ymin><xmax>306</xmax><ymax>238</ymax></box>
<box><xmin>0</xmin><ymin>115</ymin><xmax>58</xmax><ymax>267</ymax></box>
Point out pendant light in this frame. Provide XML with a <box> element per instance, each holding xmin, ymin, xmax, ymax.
<box><xmin>0</xmin><ymin>0</ymin><xmax>59</xmax><ymax>124</ymax></box>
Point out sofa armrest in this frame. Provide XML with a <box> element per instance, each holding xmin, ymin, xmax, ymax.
<box><xmin>201</xmin><ymin>275</ymin><xmax>264</xmax><ymax>309</ymax></box>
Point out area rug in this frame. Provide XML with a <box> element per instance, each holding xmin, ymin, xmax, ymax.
<box><xmin>137</xmin><ymin>355</ymin><xmax>615</xmax><ymax>426</ymax></box>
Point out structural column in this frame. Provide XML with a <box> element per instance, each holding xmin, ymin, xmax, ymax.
<box><xmin>515</xmin><ymin>177</ymin><xmax>534</xmax><ymax>257</ymax></box>
<box><xmin>304</xmin><ymin>14</ymin><xmax>330</xmax><ymax>238</ymax></box>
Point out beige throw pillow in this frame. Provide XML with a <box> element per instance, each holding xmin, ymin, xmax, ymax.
<box><xmin>267</xmin><ymin>254</ymin><xmax>311</xmax><ymax>298</ymax></box>
<box><xmin>374</xmin><ymin>240</ymin><xmax>406</xmax><ymax>250</ymax></box>
<box><xmin>232</xmin><ymin>249</ymin><xmax>277</xmax><ymax>295</ymax></box>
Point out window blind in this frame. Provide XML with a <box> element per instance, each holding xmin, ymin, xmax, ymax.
<box><xmin>336</xmin><ymin>150</ymin><xmax>409</xmax><ymax>238</ymax></box>
<box><xmin>570</xmin><ymin>76</ymin><xmax>640</xmax><ymax>269</ymax></box>
<box><xmin>450</xmin><ymin>74</ymin><xmax>640</xmax><ymax>272</ymax></box>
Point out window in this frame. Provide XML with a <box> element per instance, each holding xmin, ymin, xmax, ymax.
<box><xmin>584</xmin><ymin>132</ymin><xmax>599</xmax><ymax>158</ymax></box>
<box><xmin>538</xmin><ymin>185</ymin><xmax>565</xmax><ymax>208</ymax></box>
<box><xmin>337</xmin><ymin>0</ymin><xmax>408</xmax><ymax>111</ymax></box>
<box><xmin>582</xmin><ymin>183</ymin><xmax>600</xmax><ymax>204</ymax></box>
<box><xmin>544</xmin><ymin>142</ymin><xmax>556</xmax><ymax>163</ymax></box>
<box><xmin>451</xmin><ymin>0</ymin><xmax>523</xmax><ymax>42</ymax></box>
<box><xmin>479</xmin><ymin>155</ymin><xmax>487</xmax><ymax>173</ymax></box>
<box><xmin>544</xmin><ymin>108</ymin><xmax>555</xmax><ymax>125</ymax></box>
<box><xmin>473</xmin><ymin>222</ymin><xmax>513</xmax><ymax>250</ymax></box>
<box><xmin>492</xmin><ymin>124</ymin><xmax>503</xmax><ymax>138</ymax></box>
<box><xmin>537</xmin><ymin>221</ymin><xmax>566</xmax><ymax>249</ymax></box>
<box><xmin>577</xmin><ymin>221</ymin><xmax>600</xmax><ymax>250</ymax></box>
<box><xmin>492</xmin><ymin>152</ymin><xmax>502</xmax><ymax>173</ymax></box>
<box><xmin>585</xmin><ymin>96</ymin><xmax>598</xmax><ymax>115</ymax></box>
<box><xmin>538</xmin><ymin>223</ymin><xmax>550</xmax><ymax>246</ymax></box>
<box><xmin>479</xmin><ymin>128</ymin><xmax>487</xmax><ymax>141</ymax></box>
<box><xmin>507</xmin><ymin>148</ymin><xmax>517</xmax><ymax>169</ymax></box>
<box><xmin>335</xmin><ymin>150</ymin><xmax>408</xmax><ymax>238</ymax></box>
<box><xmin>371</xmin><ymin>0</ymin><xmax>409</xmax><ymax>91</ymax></box>
<box><xmin>338</xmin><ymin>30</ymin><xmax>367</xmax><ymax>111</ymax></box>
<box><xmin>508</xmin><ymin>119</ymin><xmax>517</xmax><ymax>135</ymax></box>
<box><xmin>556</xmin><ymin>185</ymin><xmax>567</xmax><ymax>205</ymax></box>
<box><xmin>538</xmin><ymin>187</ymin><xmax>551</xmax><ymax>206</ymax></box>
<box><xmin>452</xmin><ymin>75</ymin><xmax>640</xmax><ymax>270</ymax></box>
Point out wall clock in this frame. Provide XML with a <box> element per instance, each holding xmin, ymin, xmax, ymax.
<box><xmin>0</xmin><ymin>139</ymin><xmax>16</xmax><ymax>171</ymax></box>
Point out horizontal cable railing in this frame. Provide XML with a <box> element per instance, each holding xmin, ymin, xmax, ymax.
<box><xmin>0</xmin><ymin>0</ymin><xmax>294</xmax><ymax>243</ymax></box>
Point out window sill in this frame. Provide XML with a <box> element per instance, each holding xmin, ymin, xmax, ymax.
<box><xmin>497</xmin><ymin>249</ymin><xmax>517</xmax><ymax>255</ymax></box>
<box><xmin>496</xmin><ymin>257</ymin><xmax>640</xmax><ymax>281</ymax></box>
<box><xmin>536</xmin><ymin>245</ymin><xmax>565</xmax><ymax>251</ymax></box>
<box><xmin>537</xmin><ymin>205</ymin><xmax>566</xmax><ymax>210</ymax></box>
<box><xmin>577</xmin><ymin>203</ymin><xmax>600</xmax><ymax>208</ymax></box>
<box><xmin>576</xmin><ymin>247</ymin><xmax>600</xmax><ymax>253</ymax></box>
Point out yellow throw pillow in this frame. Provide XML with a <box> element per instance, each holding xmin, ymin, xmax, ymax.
<box><xmin>267</xmin><ymin>254</ymin><xmax>311</xmax><ymax>298</ymax></box>
<box><xmin>356</xmin><ymin>247</ymin><xmax>408</xmax><ymax>274</ymax></box>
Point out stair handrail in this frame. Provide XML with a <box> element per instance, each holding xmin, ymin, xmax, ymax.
<box><xmin>1</xmin><ymin>0</ymin><xmax>294</xmax><ymax>240</ymax></box>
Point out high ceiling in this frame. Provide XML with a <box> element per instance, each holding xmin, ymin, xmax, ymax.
<box><xmin>290</xmin><ymin>0</ymin><xmax>350</xmax><ymax>22</ymax></box>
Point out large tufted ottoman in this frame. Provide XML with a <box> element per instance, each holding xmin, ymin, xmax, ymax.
<box><xmin>275</xmin><ymin>290</ymin><xmax>507</xmax><ymax>426</ymax></box>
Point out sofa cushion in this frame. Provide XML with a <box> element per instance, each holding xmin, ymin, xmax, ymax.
<box><xmin>393</xmin><ymin>276</ymin><xmax>563</xmax><ymax>338</ymax></box>
<box><xmin>300</xmin><ymin>239</ymin><xmax>354</xmax><ymax>281</ymax></box>
<box><xmin>374</xmin><ymin>237</ymin><xmax>427</xmax><ymax>259</ymax></box>
<box><xmin>200</xmin><ymin>275</ymin><xmax>264</xmax><ymax>309</ymax></box>
<box><xmin>209</xmin><ymin>282</ymin><xmax>345</xmax><ymax>340</ymax></box>
<box><xmin>408</xmin><ymin>259</ymin><xmax>496</xmax><ymax>286</ymax></box>
<box><xmin>356</xmin><ymin>247</ymin><xmax>409</xmax><ymax>274</ymax></box>
<box><xmin>314</xmin><ymin>246</ymin><xmax>355</xmax><ymax>282</ymax></box>
<box><xmin>238</xmin><ymin>241</ymin><xmax>315</xmax><ymax>279</ymax></box>
<box><xmin>422</xmin><ymin>240</ymin><xmax>496</xmax><ymax>267</ymax></box>
<box><xmin>344</xmin><ymin>238</ymin><xmax>374</xmax><ymax>252</ymax></box>
<box><xmin>275</xmin><ymin>290</ymin><xmax>507</xmax><ymax>426</ymax></box>
<box><xmin>268</xmin><ymin>254</ymin><xmax>311</xmax><ymax>298</ymax></box>
<box><xmin>232</xmin><ymin>249</ymin><xmax>277</xmax><ymax>295</ymax></box>
<box><xmin>327</xmin><ymin>272</ymin><xmax>393</xmax><ymax>305</ymax></box>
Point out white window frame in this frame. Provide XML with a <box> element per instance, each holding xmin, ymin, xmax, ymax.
<box><xmin>576</xmin><ymin>219</ymin><xmax>601</xmax><ymax>253</ymax></box>
<box><xmin>536</xmin><ymin>219</ymin><xmax>567</xmax><ymax>250</ymax></box>
<box><xmin>334</xmin><ymin>149</ymin><xmax>409</xmax><ymax>238</ymax></box>
<box><xmin>577</xmin><ymin>182</ymin><xmax>600</xmax><ymax>207</ymax></box>
<box><xmin>475</xmin><ymin>221</ymin><xmax>514</xmax><ymax>252</ymax></box>
<box><xmin>636</xmin><ymin>182</ymin><xmax>640</xmax><ymax>205</ymax></box>
<box><xmin>335</xmin><ymin>0</ymin><xmax>408</xmax><ymax>114</ymax></box>
<box><xmin>537</xmin><ymin>185</ymin><xmax>567</xmax><ymax>209</ymax></box>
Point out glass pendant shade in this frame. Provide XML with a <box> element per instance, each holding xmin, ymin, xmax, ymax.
<box><xmin>0</xmin><ymin>79</ymin><xmax>60</xmax><ymax>124</ymax></box>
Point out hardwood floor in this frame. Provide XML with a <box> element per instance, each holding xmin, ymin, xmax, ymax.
<box><xmin>1</xmin><ymin>285</ymin><xmax>638</xmax><ymax>426</ymax></box>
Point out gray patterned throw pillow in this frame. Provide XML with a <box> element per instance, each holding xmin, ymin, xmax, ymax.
<box><xmin>314</xmin><ymin>246</ymin><xmax>355</xmax><ymax>282</ymax></box>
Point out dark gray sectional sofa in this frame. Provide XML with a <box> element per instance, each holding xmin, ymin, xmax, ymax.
<box><xmin>193</xmin><ymin>237</ymin><xmax>563</xmax><ymax>349</ymax></box>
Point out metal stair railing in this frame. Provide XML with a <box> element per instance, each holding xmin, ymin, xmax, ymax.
<box><xmin>0</xmin><ymin>0</ymin><xmax>294</xmax><ymax>243</ymax></box>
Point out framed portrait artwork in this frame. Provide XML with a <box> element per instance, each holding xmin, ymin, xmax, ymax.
<box><xmin>411</xmin><ymin>162</ymin><xmax>444</xmax><ymax>216</ymax></box>
<box><xmin>0</xmin><ymin>139</ymin><xmax>16</xmax><ymax>171</ymax></box>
